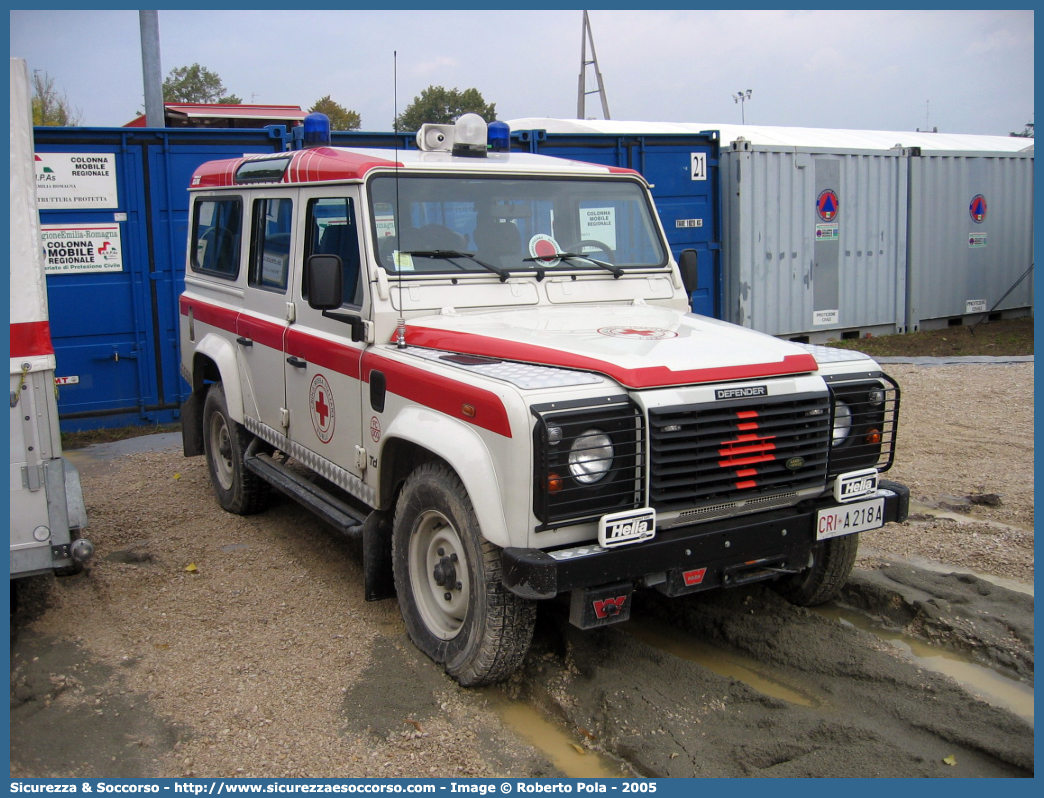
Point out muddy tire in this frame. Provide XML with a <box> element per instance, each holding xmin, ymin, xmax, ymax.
<box><xmin>202</xmin><ymin>383</ymin><xmax>270</xmax><ymax>515</ymax></box>
<box><xmin>392</xmin><ymin>462</ymin><xmax>536</xmax><ymax>686</ymax></box>
<box><xmin>773</xmin><ymin>532</ymin><xmax>859</xmax><ymax>606</ymax></box>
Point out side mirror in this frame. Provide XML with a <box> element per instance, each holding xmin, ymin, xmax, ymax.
<box><xmin>306</xmin><ymin>254</ymin><xmax>342</xmax><ymax>310</ymax></box>
<box><xmin>678</xmin><ymin>249</ymin><xmax>699</xmax><ymax>295</ymax></box>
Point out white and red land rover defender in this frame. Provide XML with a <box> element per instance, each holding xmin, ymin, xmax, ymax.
<box><xmin>179</xmin><ymin>115</ymin><xmax>908</xmax><ymax>685</ymax></box>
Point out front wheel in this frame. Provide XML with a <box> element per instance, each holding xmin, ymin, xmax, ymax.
<box><xmin>202</xmin><ymin>383</ymin><xmax>270</xmax><ymax>515</ymax></box>
<box><xmin>392</xmin><ymin>462</ymin><xmax>535</xmax><ymax>686</ymax></box>
<box><xmin>773</xmin><ymin>532</ymin><xmax>859</xmax><ymax>606</ymax></box>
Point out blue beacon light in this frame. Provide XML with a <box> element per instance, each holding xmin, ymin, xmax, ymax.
<box><xmin>303</xmin><ymin>112</ymin><xmax>332</xmax><ymax>148</ymax></box>
<box><xmin>487</xmin><ymin>121</ymin><xmax>510</xmax><ymax>152</ymax></box>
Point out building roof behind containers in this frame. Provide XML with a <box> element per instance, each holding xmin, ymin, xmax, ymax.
<box><xmin>506</xmin><ymin>118</ymin><xmax>1033</xmax><ymax>154</ymax></box>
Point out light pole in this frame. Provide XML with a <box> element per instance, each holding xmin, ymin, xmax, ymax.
<box><xmin>733</xmin><ymin>89</ymin><xmax>752</xmax><ymax>124</ymax></box>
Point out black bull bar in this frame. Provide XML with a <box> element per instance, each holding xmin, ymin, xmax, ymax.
<box><xmin>502</xmin><ymin>480</ymin><xmax>909</xmax><ymax>600</ymax></box>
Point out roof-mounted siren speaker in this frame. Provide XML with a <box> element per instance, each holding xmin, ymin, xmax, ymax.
<box><xmin>417</xmin><ymin>124</ymin><xmax>455</xmax><ymax>152</ymax></box>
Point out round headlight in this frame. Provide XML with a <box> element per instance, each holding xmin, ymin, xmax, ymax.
<box><xmin>832</xmin><ymin>402</ymin><xmax>852</xmax><ymax>447</ymax></box>
<box><xmin>568</xmin><ymin>429</ymin><xmax>614</xmax><ymax>484</ymax></box>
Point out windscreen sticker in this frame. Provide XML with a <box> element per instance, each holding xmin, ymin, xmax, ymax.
<box><xmin>579</xmin><ymin>207</ymin><xmax>617</xmax><ymax>249</ymax></box>
<box><xmin>528</xmin><ymin>234</ymin><xmax>561</xmax><ymax>267</ymax></box>
<box><xmin>393</xmin><ymin>251</ymin><xmax>415</xmax><ymax>271</ymax></box>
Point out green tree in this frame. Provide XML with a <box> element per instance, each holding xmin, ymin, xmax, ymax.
<box><xmin>309</xmin><ymin>95</ymin><xmax>361</xmax><ymax>131</ymax></box>
<box><xmin>163</xmin><ymin>63</ymin><xmax>241</xmax><ymax>104</ymax></box>
<box><xmin>1009</xmin><ymin>122</ymin><xmax>1034</xmax><ymax>138</ymax></box>
<box><xmin>31</xmin><ymin>70</ymin><xmax>82</xmax><ymax>126</ymax></box>
<box><xmin>393</xmin><ymin>86</ymin><xmax>496</xmax><ymax>132</ymax></box>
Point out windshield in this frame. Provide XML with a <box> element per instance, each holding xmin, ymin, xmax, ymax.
<box><xmin>367</xmin><ymin>175</ymin><xmax>668</xmax><ymax>276</ymax></box>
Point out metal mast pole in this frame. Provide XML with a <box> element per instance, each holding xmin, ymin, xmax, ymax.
<box><xmin>139</xmin><ymin>10</ymin><xmax>164</xmax><ymax>127</ymax></box>
<box><xmin>577</xmin><ymin>10</ymin><xmax>611</xmax><ymax>120</ymax></box>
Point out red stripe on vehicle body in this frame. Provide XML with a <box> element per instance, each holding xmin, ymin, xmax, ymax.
<box><xmin>10</xmin><ymin>321</ymin><xmax>54</xmax><ymax>358</ymax></box>
<box><xmin>180</xmin><ymin>298</ymin><xmax>509</xmax><ymax>437</ymax></box>
<box><xmin>286</xmin><ymin>328</ymin><xmax>363</xmax><ymax>380</ymax></box>
<box><xmin>405</xmin><ymin>327</ymin><xmax>817</xmax><ymax>389</ymax></box>
<box><xmin>180</xmin><ymin>296</ymin><xmax>239</xmax><ymax>333</ymax></box>
<box><xmin>363</xmin><ymin>352</ymin><xmax>512</xmax><ymax>438</ymax></box>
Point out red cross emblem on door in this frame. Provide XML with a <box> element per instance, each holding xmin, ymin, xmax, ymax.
<box><xmin>308</xmin><ymin>374</ymin><xmax>335</xmax><ymax>443</ymax></box>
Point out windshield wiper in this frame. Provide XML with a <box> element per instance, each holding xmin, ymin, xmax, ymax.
<box><xmin>403</xmin><ymin>250</ymin><xmax>551</xmax><ymax>282</ymax></box>
<box><xmin>400</xmin><ymin>250</ymin><xmax>511</xmax><ymax>282</ymax></box>
<box><xmin>523</xmin><ymin>252</ymin><xmax>624</xmax><ymax>278</ymax></box>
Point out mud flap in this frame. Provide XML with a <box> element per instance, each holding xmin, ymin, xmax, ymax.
<box><xmin>569</xmin><ymin>581</ymin><xmax>633</xmax><ymax>629</ymax></box>
<box><xmin>181</xmin><ymin>390</ymin><xmax>204</xmax><ymax>457</ymax></box>
<box><xmin>363</xmin><ymin>510</ymin><xmax>395</xmax><ymax>601</ymax></box>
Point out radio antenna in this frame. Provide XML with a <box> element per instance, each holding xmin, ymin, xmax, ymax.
<box><xmin>393</xmin><ymin>50</ymin><xmax>407</xmax><ymax>349</ymax></box>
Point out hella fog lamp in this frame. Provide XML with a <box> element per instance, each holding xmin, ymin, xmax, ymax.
<box><xmin>832</xmin><ymin>402</ymin><xmax>852</xmax><ymax>447</ymax></box>
<box><xmin>568</xmin><ymin>429</ymin><xmax>614</xmax><ymax>484</ymax></box>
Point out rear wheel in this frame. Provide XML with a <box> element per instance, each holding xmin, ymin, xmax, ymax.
<box><xmin>392</xmin><ymin>462</ymin><xmax>535</xmax><ymax>686</ymax></box>
<box><xmin>202</xmin><ymin>383</ymin><xmax>270</xmax><ymax>515</ymax></box>
<box><xmin>773</xmin><ymin>532</ymin><xmax>859</xmax><ymax>606</ymax></box>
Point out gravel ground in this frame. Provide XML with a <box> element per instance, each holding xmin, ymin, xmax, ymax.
<box><xmin>10</xmin><ymin>363</ymin><xmax>1034</xmax><ymax>778</ymax></box>
<box><xmin>857</xmin><ymin>364</ymin><xmax>1034</xmax><ymax>583</ymax></box>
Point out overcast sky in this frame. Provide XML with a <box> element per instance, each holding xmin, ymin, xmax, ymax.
<box><xmin>9</xmin><ymin>9</ymin><xmax>1035</xmax><ymax>136</ymax></box>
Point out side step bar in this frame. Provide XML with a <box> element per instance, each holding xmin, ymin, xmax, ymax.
<box><xmin>245</xmin><ymin>451</ymin><xmax>367</xmax><ymax>537</ymax></box>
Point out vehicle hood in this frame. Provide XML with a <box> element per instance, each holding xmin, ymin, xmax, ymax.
<box><xmin>404</xmin><ymin>305</ymin><xmax>819</xmax><ymax>389</ymax></box>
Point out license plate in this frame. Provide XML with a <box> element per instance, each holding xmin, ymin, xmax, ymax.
<box><xmin>816</xmin><ymin>498</ymin><xmax>885</xmax><ymax>541</ymax></box>
<box><xmin>598</xmin><ymin>508</ymin><xmax>656</xmax><ymax>548</ymax></box>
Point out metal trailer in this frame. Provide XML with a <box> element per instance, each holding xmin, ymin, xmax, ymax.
<box><xmin>719</xmin><ymin>140</ymin><xmax>910</xmax><ymax>342</ymax></box>
<box><xmin>10</xmin><ymin>58</ymin><xmax>93</xmax><ymax>578</ymax></box>
<box><xmin>906</xmin><ymin>148</ymin><xmax>1034</xmax><ymax>330</ymax></box>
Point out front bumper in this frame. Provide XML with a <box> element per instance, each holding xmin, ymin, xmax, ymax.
<box><xmin>502</xmin><ymin>480</ymin><xmax>909</xmax><ymax>600</ymax></box>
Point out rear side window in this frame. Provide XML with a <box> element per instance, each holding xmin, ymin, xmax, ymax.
<box><xmin>248</xmin><ymin>198</ymin><xmax>293</xmax><ymax>291</ymax></box>
<box><xmin>191</xmin><ymin>198</ymin><xmax>242</xmax><ymax>278</ymax></box>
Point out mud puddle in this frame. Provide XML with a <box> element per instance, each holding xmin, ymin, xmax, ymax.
<box><xmin>484</xmin><ymin>692</ymin><xmax>627</xmax><ymax>778</ymax></box>
<box><xmin>620</xmin><ymin>617</ymin><xmax>823</xmax><ymax>709</ymax></box>
<box><xmin>816</xmin><ymin>603</ymin><xmax>1034</xmax><ymax>725</ymax></box>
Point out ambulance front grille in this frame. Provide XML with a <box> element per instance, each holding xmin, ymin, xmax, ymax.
<box><xmin>648</xmin><ymin>392</ymin><xmax>831</xmax><ymax>511</ymax></box>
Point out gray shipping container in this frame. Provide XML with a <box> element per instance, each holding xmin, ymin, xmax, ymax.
<box><xmin>721</xmin><ymin>140</ymin><xmax>909</xmax><ymax>341</ymax></box>
<box><xmin>511</xmin><ymin>119</ymin><xmax>1032</xmax><ymax>340</ymax></box>
<box><xmin>906</xmin><ymin>149</ymin><xmax>1034</xmax><ymax>330</ymax></box>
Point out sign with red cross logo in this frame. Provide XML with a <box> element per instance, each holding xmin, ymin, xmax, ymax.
<box><xmin>309</xmin><ymin>374</ymin><xmax>335</xmax><ymax>443</ymax></box>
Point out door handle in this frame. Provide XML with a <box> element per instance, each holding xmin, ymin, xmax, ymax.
<box><xmin>236</xmin><ymin>337</ymin><xmax>253</xmax><ymax>347</ymax></box>
<box><xmin>286</xmin><ymin>356</ymin><xmax>307</xmax><ymax>369</ymax></box>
